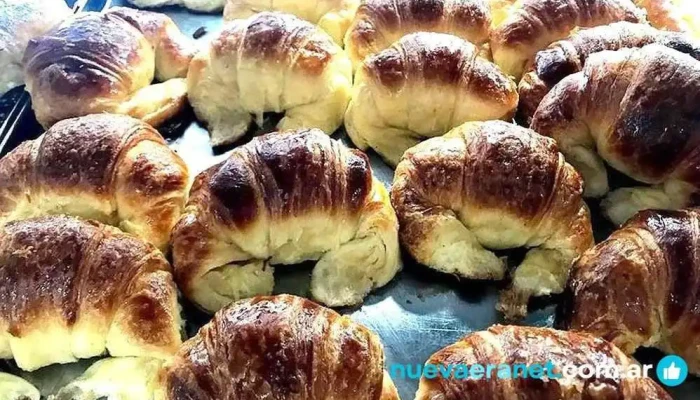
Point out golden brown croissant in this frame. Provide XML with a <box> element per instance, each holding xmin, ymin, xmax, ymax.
<box><xmin>490</xmin><ymin>0</ymin><xmax>646</xmax><ymax>79</ymax></box>
<box><xmin>345</xmin><ymin>32</ymin><xmax>518</xmax><ymax>166</ymax></box>
<box><xmin>0</xmin><ymin>114</ymin><xmax>189</xmax><ymax>252</ymax></box>
<box><xmin>187</xmin><ymin>12</ymin><xmax>352</xmax><ymax>147</ymax></box>
<box><xmin>23</xmin><ymin>8</ymin><xmax>195</xmax><ymax>128</ymax></box>
<box><xmin>531</xmin><ymin>44</ymin><xmax>700</xmax><ymax>226</ymax></box>
<box><xmin>391</xmin><ymin>121</ymin><xmax>593</xmax><ymax>319</ymax></box>
<box><xmin>563</xmin><ymin>208</ymin><xmax>700</xmax><ymax>374</ymax></box>
<box><xmin>344</xmin><ymin>0</ymin><xmax>492</xmax><ymax>68</ymax></box>
<box><xmin>518</xmin><ymin>21</ymin><xmax>700</xmax><ymax>125</ymax></box>
<box><xmin>171</xmin><ymin>129</ymin><xmax>400</xmax><ymax>313</ymax></box>
<box><xmin>0</xmin><ymin>216</ymin><xmax>182</xmax><ymax>372</ymax></box>
<box><xmin>0</xmin><ymin>0</ymin><xmax>70</xmax><ymax>96</ymax></box>
<box><xmin>415</xmin><ymin>325</ymin><xmax>671</xmax><ymax>399</ymax></box>
<box><xmin>160</xmin><ymin>295</ymin><xmax>399</xmax><ymax>400</ymax></box>
<box><xmin>224</xmin><ymin>0</ymin><xmax>360</xmax><ymax>45</ymax></box>
<box><xmin>635</xmin><ymin>0</ymin><xmax>700</xmax><ymax>38</ymax></box>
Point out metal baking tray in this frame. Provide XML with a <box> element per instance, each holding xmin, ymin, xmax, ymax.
<box><xmin>0</xmin><ymin>1</ymin><xmax>698</xmax><ymax>398</ymax></box>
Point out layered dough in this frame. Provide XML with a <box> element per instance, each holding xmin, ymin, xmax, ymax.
<box><xmin>188</xmin><ymin>12</ymin><xmax>352</xmax><ymax>146</ymax></box>
<box><xmin>0</xmin><ymin>114</ymin><xmax>189</xmax><ymax>252</ymax></box>
<box><xmin>171</xmin><ymin>129</ymin><xmax>400</xmax><ymax>313</ymax></box>
<box><xmin>224</xmin><ymin>0</ymin><xmax>361</xmax><ymax>45</ymax></box>
<box><xmin>531</xmin><ymin>45</ymin><xmax>700</xmax><ymax>226</ymax></box>
<box><xmin>489</xmin><ymin>0</ymin><xmax>646</xmax><ymax>79</ymax></box>
<box><xmin>346</xmin><ymin>32</ymin><xmax>518</xmax><ymax>166</ymax></box>
<box><xmin>391</xmin><ymin>121</ymin><xmax>593</xmax><ymax>318</ymax></box>
<box><xmin>0</xmin><ymin>0</ymin><xmax>70</xmax><ymax>95</ymax></box>
<box><xmin>23</xmin><ymin>7</ymin><xmax>195</xmax><ymax>128</ymax></box>
<box><xmin>565</xmin><ymin>208</ymin><xmax>700</xmax><ymax>374</ymax></box>
<box><xmin>0</xmin><ymin>216</ymin><xmax>182</xmax><ymax>372</ymax></box>
<box><xmin>344</xmin><ymin>0</ymin><xmax>492</xmax><ymax>67</ymax></box>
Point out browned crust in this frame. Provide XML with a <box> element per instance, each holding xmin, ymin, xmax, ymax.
<box><xmin>364</xmin><ymin>32</ymin><xmax>513</xmax><ymax>95</ymax></box>
<box><xmin>565</xmin><ymin>208</ymin><xmax>700</xmax><ymax>373</ymax></box>
<box><xmin>518</xmin><ymin>22</ymin><xmax>700</xmax><ymax>125</ymax></box>
<box><xmin>213</xmin><ymin>12</ymin><xmax>335</xmax><ymax>76</ymax></box>
<box><xmin>635</xmin><ymin>0</ymin><xmax>696</xmax><ymax>34</ymax></box>
<box><xmin>531</xmin><ymin>45</ymin><xmax>700</xmax><ymax>186</ymax></box>
<box><xmin>492</xmin><ymin>0</ymin><xmax>644</xmax><ymax>47</ymax></box>
<box><xmin>0</xmin><ymin>215</ymin><xmax>180</xmax><ymax>350</ymax></box>
<box><xmin>347</xmin><ymin>0</ymin><xmax>491</xmax><ymax>56</ymax></box>
<box><xmin>417</xmin><ymin>325</ymin><xmax>671</xmax><ymax>399</ymax></box>
<box><xmin>162</xmin><ymin>294</ymin><xmax>387</xmax><ymax>399</ymax></box>
<box><xmin>171</xmin><ymin>129</ymin><xmax>372</xmax><ymax>293</ymax></box>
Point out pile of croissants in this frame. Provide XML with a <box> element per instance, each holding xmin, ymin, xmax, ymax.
<box><xmin>0</xmin><ymin>0</ymin><xmax>698</xmax><ymax>399</ymax></box>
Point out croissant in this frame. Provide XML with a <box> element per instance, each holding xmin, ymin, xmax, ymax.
<box><xmin>0</xmin><ymin>0</ymin><xmax>70</xmax><ymax>95</ymax></box>
<box><xmin>345</xmin><ymin>32</ymin><xmax>518</xmax><ymax>166</ymax></box>
<box><xmin>171</xmin><ymin>129</ymin><xmax>400</xmax><ymax>313</ymax></box>
<box><xmin>0</xmin><ymin>216</ymin><xmax>182</xmax><ymax>372</ymax></box>
<box><xmin>344</xmin><ymin>0</ymin><xmax>492</xmax><ymax>68</ymax></box>
<box><xmin>563</xmin><ymin>208</ymin><xmax>700</xmax><ymax>374</ymax></box>
<box><xmin>161</xmin><ymin>295</ymin><xmax>399</xmax><ymax>400</ymax></box>
<box><xmin>187</xmin><ymin>12</ymin><xmax>352</xmax><ymax>147</ymax></box>
<box><xmin>224</xmin><ymin>0</ymin><xmax>360</xmax><ymax>45</ymax></box>
<box><xmin>0</xmin><ymin>373</ymin><xmax>39</xmax><ymax>400</ymax></box>
<box><xmin>518</xmin><ymin>21</ymin><xmax>700</xmax><ymax>125</ymax></box>
<box><xmin>0</xmin><ymin>114</ymin><xmax>189</xmax><ymax>252</ymax></box>
<box><xmin>23</xmin><ymin>7</ymin><xmax>195</xmax><ymax>128</ymax></box>
<box><xmin>391</xmin><ymin>121</ymin><xmax>593</xmax><ymax>319</ymax></box>
<box><xmin>635</xmin><ymin>0</ymin><xmax>700</xmax><ymax>38</ymax></box>
<box><xmin>531</xmin><ymin>44</ymin><xmax>700</xmax><ymax>226</ymax></box>
<box><xmin>415</xmin><ymin>325</ymin><xmax>671</xmax><ymax>399</ymax></box>
<box><xmin>489</xmin><ymin>0</ymin><xmax>646</xmax><ymax>79</ymax></box>
<box><xmin>126</xmin><ymin>0</ymin><xmax>225</xmax><ymax>12</ymax></box>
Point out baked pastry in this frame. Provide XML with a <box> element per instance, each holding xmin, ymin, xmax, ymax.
<box><xmin>531</xmin><ymin>45</ymin><xmax>700</xmax><ymax>226</ymax></box>
<box><xmin>126</xmin><ymin>0</ymin><xmax>226</xmax><ymax>12</ymax></box>
<box><xmin>635</xmin><ymin>0</ymin><xmax>700</xmax><ymax>38</ymax></box>
<box><xmin>415</xmin><ymin>325</ymin><xmax>671</xmax><ymax>399</ymax></box>
<box><xmin>0</xmin><ymin>0</ymin><xmax>70</xmax><ymax>95</ymax></box>
<box><xmin>53</xmin><ymin>357</ymin><xmax>165</xmax><ymax>400</ymax></box>
<box><xmin>224</xmin><ymin>0</ymin><xmax>360</xmax><ymax>45</ymax></box>
<box><xmin>23</xmin><ymin>7</ymin><xmax>195</xmax><ymax>128</ymax></box>
<box><xmin>563</xmin><ymin>208</ymin><xmax>700</xmax><ymax>374</ymax></box>
<box><xmin>172</xmin><ymin>129</ymin><xmax>400</xmax><ymax>313</ymax></box>
<box><xmin>187</xmin><ymin>12</ymin><xmax>352</xmax><ymax>146</ymax></box>
<box><xmin>344</xmin><ymin>0</ymin><xmax>492</xmax><ymax>68</ymax></box>
<box><xmin>345</xmin><ymin>32</ymin><xmax>518</xmax><ymax>166</ymax></box>
<box><xmin>0</xmin><ymin>373</ymin><xmax>39</xmax><ymax>400</ymax></box>
<box><xmin>161</xmin><ymin>295</ymin><xmax>399</xmax><ymax>399</ymax></box>
<box><xmin>391</xmin><ymin>121</ymin><xmax>593</xmax><ymax>319</ymax></box>
<box><xmin>0</xmin><ymin>216</ymin><xmax>182</xmax><ymax>372</ymax></box>
<box><xmin>518</xmin><ymin>21</ymin><xmax>700</xmax><ymax>125</ymax></box>
<box><xmin>489</xmin><ymin>0</ymin><xmax>646</xmax><ymax>79</ymax></box>
<box><xmin>0</xmin><ymin>114</ymin><xmax>189</xmax><ymax>252</ymax></box>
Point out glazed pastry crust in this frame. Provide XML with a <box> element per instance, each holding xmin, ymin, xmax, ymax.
<box><xmin>344</xmin><ymin>0</ymin><xmax>492</xmax><ymax>68</ymax></box>
<box><xmin>0</xmin><ymin>216</ymin><xmax>182</xmax><ymax>372</ymax></box>
<box><xmin>23</xmin><ymin>8</ymin><xmax>195</xmax><ymax>128</ymax></box>
<box><xmin>0</xmin><ymin>114</ymin><xmax>189</xmax><ymax>252</ymax></box>
<box><xmin>187</xmin><ymin>12</ymin><xmax>352</xmax><ymax>146</ymax></box>
<box><xmin>518</xmin><ymin>21</ymin><xmax>700</xmax><ymax>125</ymax></box>
<box><xmin>635</xmin><ymin>0</ymin><xmax>700</xmax><ymax>38</ymax></box>
<box><xmin>564</xmin><ymin>208</ymin><xmax>700</xmax><ymax>374</ymax></box>
<box><xmin>490</xmin><ymin>0</ymin><xmax>645</xmax><ymax>79</ymax></box>
<box><xmin>224</xmin><ymin>0</ymin><xmax>361</xmax><ymax>45</ymax></box>
<box><xmin>391</xmin><ymin>121</ymin><xmax>593</xmax><ymax>319</ymax></box>
<box><xmin>171</xmin><ymin>129</ymin><xmax>400</xmax><ymax>313</ymax></box>
<box><xmin>346</xmin><ymin>32</ymin><xmax>518</xmax><ymax>166</ymax></box>
<box><xmin>531</xmin><ymin>45</ymin><xmax>700</xmax><ymax>226</ymax></box>
<box><xmin>160</xmin><ymin>295</ymin><xmax>398</xmax><ymax>400</ymax></box>
<box><xmin>415</xmin><ymin>325</ymin><xmax>671</xmax><ymax>399</ymax></box>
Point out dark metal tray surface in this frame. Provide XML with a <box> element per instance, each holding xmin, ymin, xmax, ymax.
<box><xmin>0</xmin><ymin>1</ymin><xmax>697</xmax><ymax>398</ymax></box>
